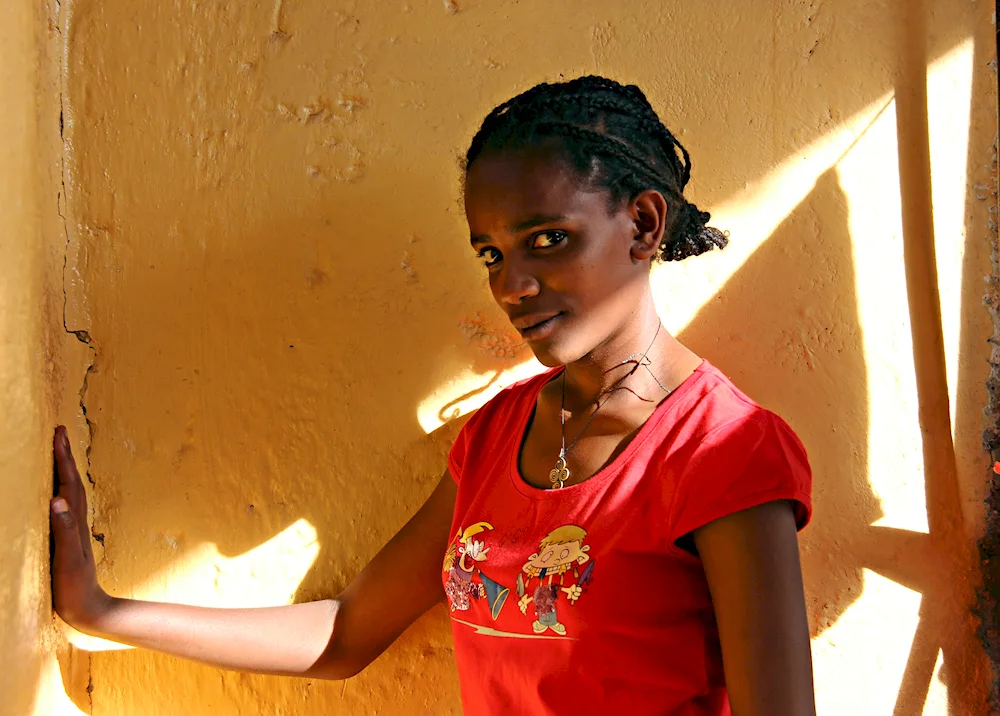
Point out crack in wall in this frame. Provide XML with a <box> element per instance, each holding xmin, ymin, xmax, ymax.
<box><xmin>54</xmin><ymin>6</ymin><xmax>97</xmax><ymax>493</ymax></box>
<box><xmin>53</xmin><ymin>0</ymin><xmax>96</xmax><ymax>711</ymax></box>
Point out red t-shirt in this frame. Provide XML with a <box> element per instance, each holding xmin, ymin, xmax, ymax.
<box><xmin>444</xmin><ymin>361</ymin><xmax>812</xmax><ymax>716</ymax></box>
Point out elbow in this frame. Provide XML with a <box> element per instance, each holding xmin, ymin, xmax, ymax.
<box><xmin>304</xmin><ymin>630</ymin><xmax>371</xmax><ymax>681</ymax></box>
<box><xmin>301</xmin><ymin>596</ymin><xmax>380</xmax><ymax>681</ymax></box>
<box><xmin>305</xmin><ymin>653</ymin><xmax>368</xmax><ymax>681</ymax></box>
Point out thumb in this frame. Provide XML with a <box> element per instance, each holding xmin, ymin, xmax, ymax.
<box><xmin>50</xmin><ymin>498</ymin><xmax>84</xmax><ymax>559</ymax></box>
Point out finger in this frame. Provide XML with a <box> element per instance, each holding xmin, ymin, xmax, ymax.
<box><xmin>53</xmin><ymin>426</ymin><xmax>88</xmax><ymax>515</ymax></box>
<box><xmin>52</xmin><ymin>427</ymin><xmax>93</xmax><ymax>558</ymax></box>
<box><xmin>53</xmin><ymin>427</ymin><xmax>84</xmax><ymax>498</ymax></box>
<box><xmin>50</xmin><ymin>497</ymin><xmax>86</xmax><ymax>562</ymax></box>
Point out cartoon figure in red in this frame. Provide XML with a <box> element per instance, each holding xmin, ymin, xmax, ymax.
<box><xmin>444</xmin><ymin>522</ymin><xmax>509</xmax><ymax>619</ymax></box>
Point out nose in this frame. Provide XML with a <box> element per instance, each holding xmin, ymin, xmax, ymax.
<box><xmin>494</xmin><ymin>256</ymin><xmax>540</xmax><ymax>305</ymax></box>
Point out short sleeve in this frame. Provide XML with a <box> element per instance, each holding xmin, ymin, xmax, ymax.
<box><xmin>667</xmin><ymin>409</ymin><xmax>812</xmax><ymax>546</ymax></box>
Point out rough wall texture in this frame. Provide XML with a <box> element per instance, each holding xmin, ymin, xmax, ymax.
<box><xmin>55</xmin><ymin>0</ymin><xmax>998</xmax><ymax>714</ymax></box>
<box><xmin>0</xmin><ymin>0</ymin><xmax>92</xmax><ymax>714</ymax></box>
<box><xmin>974</xmin><ymin>23</ymin><xmax>1000</xmax><ymax>709</ymax></box>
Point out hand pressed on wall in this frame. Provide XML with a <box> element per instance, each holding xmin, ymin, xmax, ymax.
<box><xmin>50</xmin><ymin>426</ymin><xmax>112</xmax><ymax>631</ymax></box>
<box><xmin>44</xmin><ymin>423</ymin><xmax>454</xmax><ymax>679</ymax></box>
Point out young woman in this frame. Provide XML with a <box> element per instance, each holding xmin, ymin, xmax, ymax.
<box><xmin>50</xmin><ymin>76</ymin><xmax>815</xmax><ymax>715</ymax></box>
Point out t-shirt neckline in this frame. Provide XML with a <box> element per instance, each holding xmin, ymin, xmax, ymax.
<box><xmin>508</xmin><ymin>360</ymin><xmax>710</xmax><ymax>499</ymax></box>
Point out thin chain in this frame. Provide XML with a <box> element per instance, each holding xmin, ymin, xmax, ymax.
<box><xmin>549</xmin><ymin>323</ymin><xmax>670</xmax><ymax>489</ymax></box>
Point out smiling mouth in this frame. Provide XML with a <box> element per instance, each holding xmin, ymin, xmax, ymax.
<box><xmin>515</xmin><ymin>313</ymin><xmax>564</xmax><ymax>341</ymax></box>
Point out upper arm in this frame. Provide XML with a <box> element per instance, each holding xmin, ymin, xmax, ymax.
<box><xmin>316</xmin><ymin>471</ymin><xmax>457</xmax><ymax>678</ymax></box>
<box><xmin>692</xmin><ymin>500</ymin><xmax>816</xmax><ymax>716</ymax></box>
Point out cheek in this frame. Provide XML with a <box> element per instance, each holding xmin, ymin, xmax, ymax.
<box><xmin>557</xmin><ymin>236</ymin><xmax>632</xmax><ymax>293</ymax></box>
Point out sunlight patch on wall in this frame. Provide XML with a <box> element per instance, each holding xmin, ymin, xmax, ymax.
<box><xmin>67</xmin><ymin>519</ymin><xmax>320</xmax><ymax>651</ymax></box>
<box><xmin>650</xmin><ymin>93</ymin><xmax>896</xmax><ymax>335</ymax></box>
<box><xmin>837</xmin><ymin>101</ymin><xmax>930</xmax><ymax>535</ymax></box>
<box><xmin>29</xmin><ymin>658</ymin><xmax>89</xmax><ymax>716</ymax></box>
<box><xmin>416</xmin><ymin>360</ymin><xmax>546</xmax><ymax>433</ymax></box>
<box><xmin>927</xmin><ymin>38</ymin><xmax>975</xmax><ymax>435</ymax></box>
<box><xmin>922</xmin><ymin>648</ymin><xmax>948</xmax><ymax>715</ymax></box>
<box><xmin>811</xmin><ymin>568</ymin><xmax>923</xmax><ymax>714</ymax></box>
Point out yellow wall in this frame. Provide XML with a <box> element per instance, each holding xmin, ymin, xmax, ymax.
<box><xmin>49</xmin><ymin>0</ymin><xmax>1000</xmax><ymax>714</ymax></box>
<box><xmin>0</xmin><ymin>0</ymin><xmax>91</xmax><ymax>714</ymax></box>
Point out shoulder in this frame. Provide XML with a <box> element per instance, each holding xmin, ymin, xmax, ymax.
<box><xmin>689</xmin><ymin>363</ymin><xmax>809</xmax><ymax>468</ymax></box>
<box><xmin>677</xmin><ymin>362</ymin><xmax>803</xmax><ymax>451</ymax></box>
<box><xmin>663</xmin><ymin>362</ymin><xmax>813</xmax><ymax>536</ymax></box>
<box><xmin>691</xmin><ymin>362</ymin><xmax>765</xmax><ymax>424</ymax></box>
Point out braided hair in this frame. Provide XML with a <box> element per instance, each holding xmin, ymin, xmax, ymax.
<box><xmin>465</xmin><ymin>76</ymin><xmax>728</xmax><ymax>262</ymax></box>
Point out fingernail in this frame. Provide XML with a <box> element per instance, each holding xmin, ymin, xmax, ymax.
<box><xmin>62</xmin><ymin>431</ymin><xmax>70</xmax><ymax>449</ymax></box>
<box><xmin>52</xmin><ymin>498</ymin><xmax>68</xmax><ymax>514</ymax></box>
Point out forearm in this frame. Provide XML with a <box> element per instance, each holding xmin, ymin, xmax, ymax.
<box><xmin>52</xmin><ymin>430</ymin><xmax>457</xmax><ymax>685</ymax></box>
<box><xmin>82</xmin><ymin>595</ymin><xmax>344</xmax><ymax>678</ymax></box>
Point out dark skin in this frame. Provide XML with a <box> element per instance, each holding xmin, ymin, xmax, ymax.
<box><xmin>465</xmin><ymin>147</ymin><xmax>704</xmax><ymax>488</ymax></box>
<box><xmin>51</xmin><ymin>147</ymin><xmax>815</xmax><ymax>714</ymax></box>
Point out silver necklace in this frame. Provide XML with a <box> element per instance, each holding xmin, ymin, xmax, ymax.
<box><xmin>548</xmin><ymin>323</ymin><xmax>669</xmax><ymax>489</ymax></box>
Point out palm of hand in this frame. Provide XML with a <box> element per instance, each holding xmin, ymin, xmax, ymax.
<box><xmin>50</xmin><ymin>427</ymin><xmax>109</xmax><ymax>629</ymax></box>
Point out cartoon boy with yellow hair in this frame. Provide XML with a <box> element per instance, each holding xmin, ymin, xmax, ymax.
<box><xmin>516</xmin><ymin>525</ymin><xmax>594</xmax><ymax>635</ymax></box>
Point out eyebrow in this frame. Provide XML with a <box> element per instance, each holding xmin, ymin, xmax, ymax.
<box><xmin>469</xmin><ymin>214</ymin><xmax>568</xmax><ymax>247</ymax></box>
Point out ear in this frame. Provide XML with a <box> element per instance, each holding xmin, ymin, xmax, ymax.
<box><xmin>628</xmin><ymin>189</ymin><xmax>669</xmax><ymax>262</ymax></box>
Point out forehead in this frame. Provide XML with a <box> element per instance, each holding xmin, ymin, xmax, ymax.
<box><xmin>464</xmin><ymin>150</ymin><xmax>611</xmax><ymax>232</ymax></box>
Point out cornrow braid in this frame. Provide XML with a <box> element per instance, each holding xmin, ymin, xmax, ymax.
<box><xmin>533</xmin><ymin>122</ymin><xmax>668</xmax><ymax>190</ymax></box>
<box><xmin>465</xmin><ymin>76</ymin><xmax>727</xmax><ymax>262</ymax></box>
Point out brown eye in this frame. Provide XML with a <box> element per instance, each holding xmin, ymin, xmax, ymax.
<box><xmin>478</xmin><ymin>247</ymin><xmax>502</xmax><ymax>267</ymax></box>
<box><xmin>532</xmin><ymin>230</ymin><xmax>567</xmax><ymax>249</ymax></box>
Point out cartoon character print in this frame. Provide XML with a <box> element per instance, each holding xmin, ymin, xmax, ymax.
<box><xmin>516</xmin><ymin>525</ymin><xmax>595</xmax><ymax>635</ymax></box>
<box><xmin>443</xmin><ymin>522</ymin><xmax>510</xmax><ymax>619</ymax></box>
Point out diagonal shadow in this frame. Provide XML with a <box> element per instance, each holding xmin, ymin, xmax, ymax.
<box><xmin>678</xmin><ymin>169</ymin><xmax>875</xmax><ymax>644</ymax></box>
<box><xmin>880</xmin><ymin>4</ymin><xmax>993</xmax><ymax>713</ymax></box>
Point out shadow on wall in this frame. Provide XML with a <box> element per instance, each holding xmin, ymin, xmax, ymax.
<box><xmin>681</xmin><ymin>146</ymin><xmax>992</xmax><ymax>714</ymax></box>
<box><xmin>680</xmin><ymin>169</ymin><xmax>873</xmax><ymax>644</ymax></box>
<box><xmin>680</xmin><ymin>165</ymin><xmax>987</xmax><ymax>713</ymax></box>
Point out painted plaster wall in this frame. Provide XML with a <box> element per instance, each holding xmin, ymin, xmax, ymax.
<box><xmin>58</xmin><ymin>0</ymin><xmax>998</xmax><ymax>714</ymax></box>
<box><xmin>0</xmin><ymin>0</ymin><xmax>92</xmax><ymax>714</ymax></box>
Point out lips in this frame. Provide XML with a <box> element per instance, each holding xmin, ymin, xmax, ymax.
<box><xmin>511</xmin><ymin>312</ymin><xmax>564</xmax><ymax>341</ymax></box>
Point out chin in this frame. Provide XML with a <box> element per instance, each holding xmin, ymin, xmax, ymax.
<box><xmin>517</xmin><ymin>313</ymin><xmax>607</xmax><ymax>367</ymax></box>
<box><xmin>528</xmin><ymin>348</ymin><xmax>566</xmax><ymax>368</ymax></box>
<box><xmin>524</xmin><ymin>336</ymin><xmax>590</xmax><ymax>368</ymax></box>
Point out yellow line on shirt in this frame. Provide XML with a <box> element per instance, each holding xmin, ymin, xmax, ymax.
<box><xmin>451</xmin><ymin>617</ymin><xmax>579</xmax><ymax>641</ymax></box>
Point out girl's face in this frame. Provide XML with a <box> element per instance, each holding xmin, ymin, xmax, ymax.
<box><xmin>464</xmin><ymin>148</ymin><xmax>655</xmax><ymax>367</ymax></box>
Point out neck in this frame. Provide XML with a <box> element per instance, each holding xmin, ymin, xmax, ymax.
<box><xmin>562</xmin><ymin>293</ymin><xmax>678</xmax><ymax>405</ymax></box>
